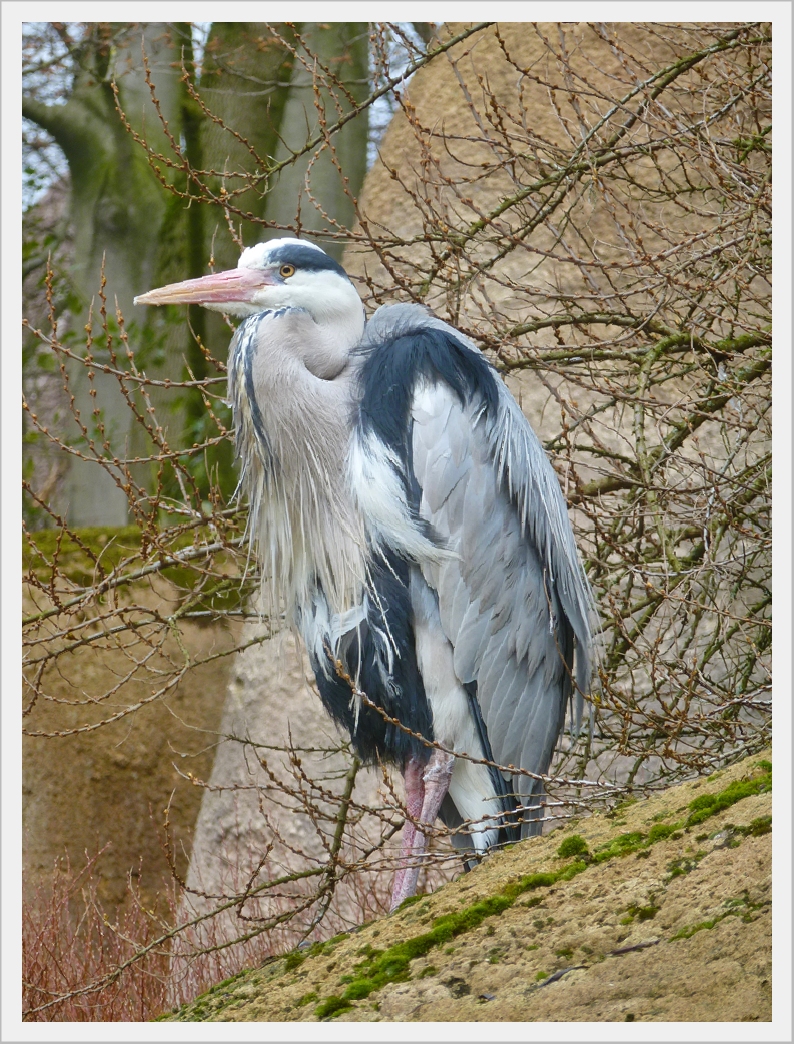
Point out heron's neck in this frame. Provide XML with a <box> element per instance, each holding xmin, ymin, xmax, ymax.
<box><xmin>229</xmin><ymin>307</ymin><xmax>369</xmax><ymax>616</ymax></box>
<box><xmin>301</xmin><ymin>294</ymin><xmax>365</xmax><ymax>377</ymax></box>
<box><xmin>244</xmin><ymin>305</ymin><xmax>359</xmax><ymax>380</ymax></box>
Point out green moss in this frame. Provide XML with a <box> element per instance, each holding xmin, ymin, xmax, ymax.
<box><xmin>397</xmin><ymin>894</ymin><xmax>423</xmax><ymax>910</ymax></box>
<box><xmin>622</xmin><ymin>903</ymin><xmax>659</xmax><ymax>924</ymax></box>
<box><xmin>685</xmin><ymin>770</ymin><xmax>771</xmax><ymax>827</ymax></box>
<box><xmin>154</xmin><ymin>1009</ymin><xmax>183</xmax><ymax>1022</ymax></box>
<box><xmin>647</xmin><ymin>822</ymin><xmax>681</xmax><ymax>843</ymax></box>
<box><xmin>314</xmin><ymin>995</ymin><xmax>353</xmax><ymax>1019</ymax></box>
<box><xmin>282</xmin><ymin>951</ymin><xmax>306</xmax><ymax>973</ymax></box>
<box><xmin>560</xmin><ymin>860</ymin><xmax>588</xmax><ymax>880</ymax></box>
<box><xmin>418</xmin><ymin>965</ymin><xmax>438</xmax><ymax>978</ymax></box>
<box><xmin>208</xmin><ymin>969</ymin><xmax>249</xmax><ymax>994</ymax></box>
<box><xmin>22</xmin><ymin>522</ymin><xmax>251</xmax><ymax>614</ymax></box>
<box><xmin>293</xmin><ymin>935</ymin><xmax>345</xmax><ymax>967</ymax></box>
<box><xmin>535</xmin><ymin>970</ymin><xmax>549</xmax><ymax>981</ymax></box>
<box><xmin>593</xmin><ymin>831</ymin><xmax>646</xmax><ymax>861</ymax></box>
<box><xmin>556</xmin><ymin>834</ymin><xmax>589</xmax><ymax>859</ymax></box>
<box><xmin>594</xmin><ymin>768</ymin><xmax>770</xmax><ymax>868</ymax></box>
<box><xmin>671</xmin><ymin>915</ymin><xmax>725</xmax><ymax>940</ymax></box>
<box><xmin>650</xmin><ymin>809</ymin><xmax>676</xmax><ymax>822</ymax></box>
<box><xmin>667</xmin><ymin>855</ymin><xmax>701</xmax><ymax>878</ymax></box>
<box><xmin>310</xmin><ymin>864</ymin><xmax>582</xmax><ymax>1015</ymax></box>
<box><xmin>341</xmin><ymin>979</ymin><xmax>375</xmax><ymax>1000</ymax></box>
<box><xmin>738</xmin><ymin>815</ymin><xmax>772</xmax><ymax>837</ymax></box>
<box><xmin>24</xmin><ymin>524</ymin><xmax>143</xmax><ymax>585</ymax></box>
<box><xmin>503</xmin><ymin>871</ymin><xmax>559</xmax><ymax>900</ymax></box>
<box><xmin>156</xmin><ymin>968</ymin><xmax>254</xmax><ymax>1020</ymax></box>
<box><xmin>295</xmin><ymin>991</ymin><xmax>318</xmax><ymax>1007</ymax></box>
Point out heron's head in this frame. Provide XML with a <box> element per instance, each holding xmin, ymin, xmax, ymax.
<box><xmin>135</xmin><ymin>238</ymin><xmax>364</xmax><ymax>329</ymax></box>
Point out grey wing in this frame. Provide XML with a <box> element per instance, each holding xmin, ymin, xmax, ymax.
<box><xmin>411</xmin><ymin>378</ymin><xmax>592</xmax><ymax>831</ymax></box>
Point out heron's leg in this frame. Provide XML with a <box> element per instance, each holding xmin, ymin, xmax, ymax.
<box><xmin>390</xmin><ymin>750</ymin><xmax>455</xmax><ymax>911</ymax></box>
<box><xmin>390</xmin><ymin>756</ymin><xmax>425</xmax><ymax>908</ymax></box>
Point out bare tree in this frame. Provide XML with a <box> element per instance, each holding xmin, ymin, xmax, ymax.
<box><xmin>23</xmin><ymin>21</ymin><xmax>371</xmax><ymax>524</ymax></box>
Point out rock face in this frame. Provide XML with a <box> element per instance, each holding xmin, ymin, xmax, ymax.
<box><xmin>23</xmin><ymin>559</ymin><xmax>234</xmax><ymax>911</ymax></box>
<box><xmin>345</xmin><ymin>21</ymin><xmax>732</xmax><ymax>318</ymax></box>
<box><xmin>161</xmin><ymin>751</ymin><xmax>772</xmax><ymax>1023</ymax></box>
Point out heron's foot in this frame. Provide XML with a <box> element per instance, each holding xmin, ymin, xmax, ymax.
<box><xmin>422</xmin><ymin>748</ymin><xmax>455</xmax><ymax>794</ymax></box>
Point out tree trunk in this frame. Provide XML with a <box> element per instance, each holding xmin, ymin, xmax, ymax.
<box><xmin>23</xmin><ymin>23</ymin><xmax>191</xmax><ymax>525</ymax></box>
<box><xmin>263</xmin><ymin>22</ymin><xmax>370</xmax><ymax>260</ymax></box>
<box><xmin>23</xmin><ymin>22</ymin><xmax>371</xmax><ymax>522</ymax></box>
<box><xmin>184</xmin><ymin>22</ymin><xmax>298</xmax><ymax>450</ymax></box>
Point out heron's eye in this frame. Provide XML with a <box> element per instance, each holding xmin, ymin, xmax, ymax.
<box><xmin>279</xmin><ymin>264</ymin><xmax>296</xmax><ymax>278</ymax></box>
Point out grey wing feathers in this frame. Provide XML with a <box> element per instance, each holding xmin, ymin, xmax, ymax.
<box><xmin>411</xmin><ymin>377</ymin><xmax>591</xmax><ymax>829</ymax></box>
<box><xmin>488</xmin><ymin>383</ymin><xmax>592</xmax><ymax>703</ymax></box>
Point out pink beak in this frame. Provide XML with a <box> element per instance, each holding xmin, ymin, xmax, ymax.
<box><xmin>134</xmin><ymin>266</ymin><xmax>274</xmax><ymax>307</ymax></box>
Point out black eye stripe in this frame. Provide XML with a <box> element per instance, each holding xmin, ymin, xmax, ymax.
<box><xmin>265</xmin><ymin>244</ymin><xmax>350</xmax><ymax>280</ymax></box>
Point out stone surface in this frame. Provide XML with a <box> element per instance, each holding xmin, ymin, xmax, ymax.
<box><xmin>23</xmin><ymin>580</ymin><xmax>235</xmax><ymax>911</ymax></box>
<box><xmin>162</xmin><ymin>751</ymin><xmax>772</xmax><ymax>1023</ymax></box>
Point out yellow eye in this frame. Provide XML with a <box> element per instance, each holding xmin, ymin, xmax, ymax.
<box><xmin>279</xmin><ymin>264</ymin><xmax>295</xmax><ymax>278</ymax></box>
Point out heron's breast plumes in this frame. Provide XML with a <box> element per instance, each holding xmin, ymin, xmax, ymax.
<box><xmin>228</xmin><ymin>311</ymin><xmax>368</xmax><ymax>622</ymax></box>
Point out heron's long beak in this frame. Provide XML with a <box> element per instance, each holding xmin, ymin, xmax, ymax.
<box><xmin>134</xmin><ymin>267</ymin><xmax>275</xmax><ymax>307</ymax></box>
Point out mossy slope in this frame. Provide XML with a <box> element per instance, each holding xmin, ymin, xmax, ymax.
<box><xmin>161</xmin><ymin>751</ymin><xmax>772</xmax><ymax>1023</ymax></box>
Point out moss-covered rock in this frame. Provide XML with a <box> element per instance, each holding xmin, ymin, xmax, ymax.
<box><xmin>160</xmin><ymin>750</ymin><xmax>772</xmax><ymax>1023</ymax></box>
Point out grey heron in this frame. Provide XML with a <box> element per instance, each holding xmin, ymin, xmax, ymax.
<box><xmin>136</xmin><ymin>238</ymin><xmax>592</xmax><ymax>911</ymax></box>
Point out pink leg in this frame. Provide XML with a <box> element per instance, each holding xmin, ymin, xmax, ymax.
<box><xmin>390</xmin><ymin>756</ymin><xmax>425</xmax><ymax>907</ymax></box>
<box><xmin>390</xmin><ymin>750</ymin><xmax>455</xmax><ymax>912</ymax></box>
